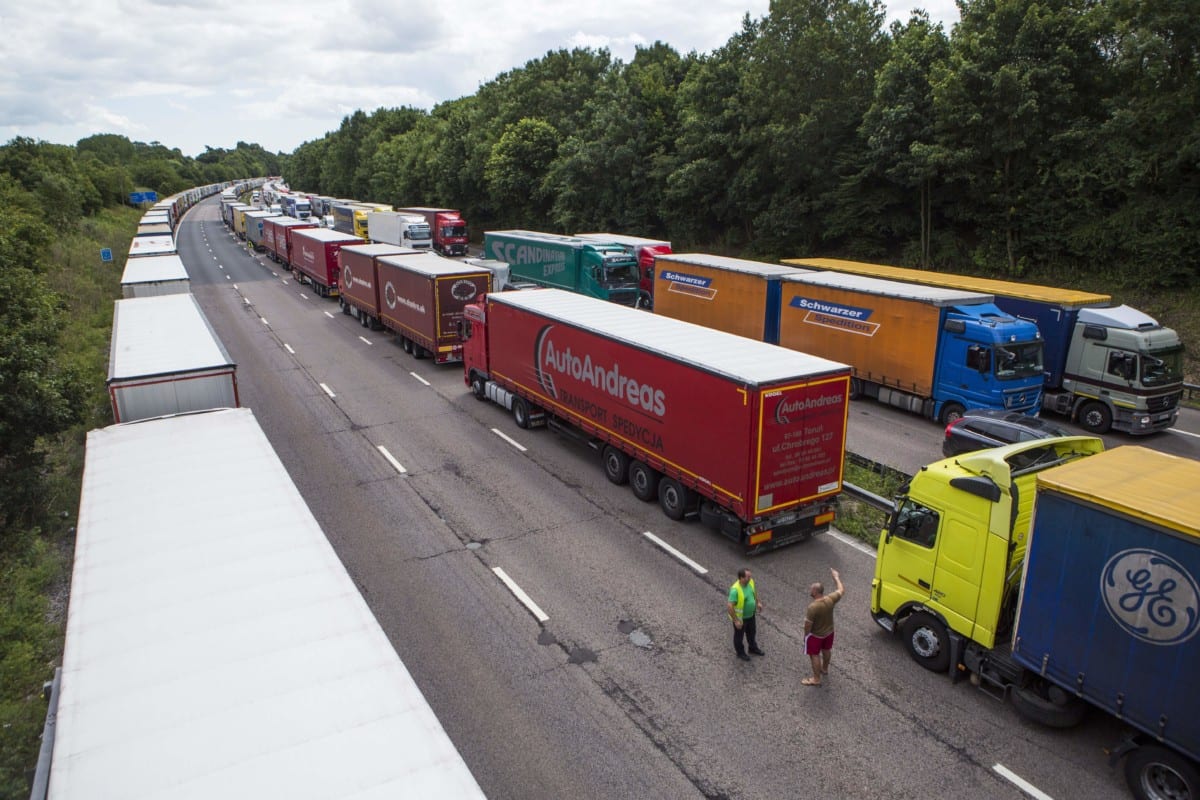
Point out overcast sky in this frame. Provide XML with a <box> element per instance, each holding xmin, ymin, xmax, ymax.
<box><xmin>1</xmin><ymin>0</ymin><xmax>960</xmax><ymax>158</ymax></box>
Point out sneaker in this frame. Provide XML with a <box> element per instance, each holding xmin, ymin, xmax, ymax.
<box><xmin>749</xmin><ymin>647</ymin><xmax>765</xmax><ymax>656</ymax></box>
<box><xmin>736</xmin><ymin>652</ymin><xmax>752</xmax><ymax>662</ymax></box>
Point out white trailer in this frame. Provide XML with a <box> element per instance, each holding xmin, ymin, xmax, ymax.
<box><xmin>48</xmin><ymin>408</ymin><xmax>486</xmax><ymax>799</ymax></box>
<box><xmin>107</xmin><ymin>294</ymin><xmax>238</xmax><ymax>422</ymax></box>
<box><xmin>367</xmin><ymin>210</ymin><xmax>433</xmax><ymax>250</ymax></box>
<box><xmin>119</xmin><ymin>254</ymin><xmax>190</xmax><ymax>298</ymax></box>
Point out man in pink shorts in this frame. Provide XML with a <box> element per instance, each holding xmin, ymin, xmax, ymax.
<box><xmin>802</xmin><ymin>568</ymin><xmax>844</xmax><ymax>686</ymax></box>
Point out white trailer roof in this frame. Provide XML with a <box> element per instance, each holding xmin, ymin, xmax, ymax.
<box><xmin>119</xmin><ymin>254</ymin><xmax>189</xmax><ymax>286</ymax></box>
<box><xmin>574</xmin><ymin>233</ymin><xmax>670</xmax><ymax>249</ymax></box>
<box><xmin>52</xmin><ymin>408</ymin><xmax>485</xmax><ymax>799</ymax></box>
<box><xmin>127</xmin><ymin>235</ymin><xmax>176</xmax><ymax>258</ymax></box>
<box><xmin>340</xmin><ymin>242</ymin><xmax>420</xmax><ymax>258</ymax></box>
<box><xmin>292</xmin><ymin>227</ymin><xmax>363</xmax><ymax>244</ymax></box>
<box><xmin>784</xmin><ymin>270</ymin><xmax>994</xmax><ymax>306</ymax></box>
<box><xmin>657</xmin><ymin>253</ymin><xmax>798</xmax><ymax>277</ymax></box>
<box><xmin>108</xmin><ymin>294</ymin><xmax>234</xmax><ymax>382</ymax></box>
<box><xmin>378</xmin><ymin>251</ymin><xmax>490</xmax><ymax>277</ymax></box>
<box><xmin>497</xmin><ymin>289</ymin><xmax>849</xmax><ymax>384</ymax></box>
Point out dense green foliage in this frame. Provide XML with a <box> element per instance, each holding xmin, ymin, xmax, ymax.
<box><xmin>285</xmin><ymin>0</ymin><xmax>1200</xmax><ymax>286</ymax></box>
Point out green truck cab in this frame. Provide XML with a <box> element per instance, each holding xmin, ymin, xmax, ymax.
<box><xmin>871</xmin><ymin>436</ymin><xmax>1104</xmax><ymax>668</ymax></box>
<box><xmin>483</xmin><ymin>230</ymin><xmax>640</xmax><ymax>306</ymax></box>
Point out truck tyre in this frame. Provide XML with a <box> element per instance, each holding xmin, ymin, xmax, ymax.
<box><xmin>849</xmin><ymin>378</ymin><xmax>863</xmax><ymax>401</ymax></box>
<box><xmin>1010</xmin><ymin>680</ymin><xmax>1088</xmax><ymax>728</ymax></box>
<box><xmin>1079</xmin><ymin>401</ymin><xmax>1113</xmax><ymax>434</ymax></box>
<box><xmin>629</xmin><ymin>461</ymin><xmax>660</xmax><ymax>502</ymax></box>
<box><xmin>339</xmin><ymin>297</ymin><xmax>349</xmax><ymax>314</ymax></box>
<box><xmin>401</xmin><ymin>337</ymin><xmax>413</xmax><ymax>354</ymax></box>
<box><xmin>470</xmin><ymin>374</ymin><xmax>487</xmax><ymax>401</ymax></box>
<box><xmin>901</xmin><ymin>612</ymin><xmax>951</xmax><ymax>673</ymax></box>
<box><xmin>658</xmin><ymin>478</ymin><xmax>692</xmax><ymax>521</ymax></box>
<box><xmin>512</xmin><ymin>397</ymin><xmax>532</xmax><ymax>429</ymax></box>
<box><xmin>938</xmin><ymin>402</ymin><xmax>966</xmax><ymax>426</ymax></box>
<box><xmin>602</xmin><ymin>446</ymin><xmax>630</xmax><ymax>485</ymax></box>
<box><xmin>1125</xmin><ymin>744</ymin><xmax>1200</xmax><ymax>800</ymax></box>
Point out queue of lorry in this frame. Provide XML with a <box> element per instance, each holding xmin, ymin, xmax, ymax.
<box><xmin>213</xmin><ymin>184</ymin><xmax>1200</xmax><ymax>800</ymax></box>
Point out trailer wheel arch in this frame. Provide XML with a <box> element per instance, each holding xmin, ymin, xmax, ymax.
<box><xmin>1010</xmin><ymin>679</ymin><xmax>1089</xmax><ymax>729</ymax></box>
<box><xmin>602</xmin><ymin>446</ymin><xmax>630</xmax><ymax>485</ymax></box>
<box><xmin>1124</xmin><ymin>743</ymin><xmax>1200</xmax><ymax>800</ymax></box>
<box><xmin>629</xmin><ymin>461</ymin><xmax>660</xmax><ymax>502</ymax></box>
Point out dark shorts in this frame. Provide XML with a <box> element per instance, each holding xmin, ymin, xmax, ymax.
<box><xmin>804</xmin><ymin>632</ymin><xmax>834</xmax><ymax>655</ymax></box>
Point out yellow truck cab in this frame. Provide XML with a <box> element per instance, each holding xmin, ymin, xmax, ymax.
<box><xmin>871</xmin><ymin>436</ymin><xmax>1104</xmax><ymax>672</ymax></box>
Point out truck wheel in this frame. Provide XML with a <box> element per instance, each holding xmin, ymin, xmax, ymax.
<box><xmin>938</xmin><ymin>402</ymin><xmax>965</xmax><ymax>426</ymax></box>
<box><xmin>339</xmin><ymin>297</ymin><xmax>349</xmax><ymax>315</ymax></box>
<box><xmin>629</xmin><ymin>461</ymin><xmax>660</xmax><ymax>502</ymax></box>
<box><xmin>848</xmin><ymin>378</ymin><xmax>863</xmax><ymax>400</ymax></box>
<box><xmin>401</xmin><ymin>337</ymin><xmax>413</xmax><ymax>354</ymax></box>
<box><xmin>1079</xmin><ymin>401</ymin><xmax>1113</xmax><ymax>434</ymax></box>
<box><xmin>602</xmin><ymin>446</ymin><xmax>629</xmax><ymax>485</ymax></box>
<box><xmin>470</xmin><ymin>374</ymin><xmax>487</xmax><ymax>401</ymax></box>
<box><xmin>901</xmin><ymin>612</ymin><xmax>951</xmax><ymax>673</ymax></box>
<box><xmin>658</xmin><ymin>478</ymin><xmax>692</xmax><ymax>521</ymax></box>
<box><xmin>1125</xmin><ymin>744</ymin><xmax>1200</xmax><ymax>800</ymax></box>
<box><xmin>512</xmin><ymin>397</ymin><xmax>532</xmax><ymax>429</ymax></box>
<box><xmin>1010</xmin><ymin>680</ymin><xmax>1088</xmax><ymax>728</ymax></box>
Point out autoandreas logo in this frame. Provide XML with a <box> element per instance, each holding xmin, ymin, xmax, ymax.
<box><xmin>773</xmin><ymin>391</ymin><xmax>845</xmax><ymax>424</ymax></box>
<box><xmin>451</xmin><ymin>278</ymin><xmax>479</xmax><ymax>301</ymax></box>
<box><xmin>533</xmin><ymin>325</ymin><xmax>666</xmax><ymax>416</ymax></box>
<box><xmin>1101</xmin><ymin>548</ymin><xmax>1200</xmax><ymax>645</ymax></box>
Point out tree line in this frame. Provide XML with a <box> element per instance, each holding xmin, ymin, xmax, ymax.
<box><xmin>283</xmin><ymin>0</ymin><xmax>1199</xmax><ymax>288</ymax></box>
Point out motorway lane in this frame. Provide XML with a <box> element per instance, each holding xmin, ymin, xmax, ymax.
<box><xmin>177</xmin><ymin>198</ymin><xmax>1133</xmax><ymax>800</ymax></box>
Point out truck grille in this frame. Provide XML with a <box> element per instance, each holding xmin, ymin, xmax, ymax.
<box><xmin>1004</xmin><ymin>390</ymin><xmax>1036</xmax><ymax>409</ymax></box>
<box><xmin>611</xmin><ymin>290</ymin><xmax>639</xmax><ymax>308</ymax></box>
<box><xmin>1147</xmin><ymin>392</ymin><xmax>1180</xmax><ymax>412</ymax></box>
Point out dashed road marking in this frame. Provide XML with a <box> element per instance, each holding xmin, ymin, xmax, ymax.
<box><xmin>493</xmin><ymin>568</ymin><xmax>549</xmax><ymax>623</ymax></box>
<box><xmin>409</xmin><ymin>372</ymin><xmax>430</xmax><ymax>386</ymax></box>
<box><xmin>993</xmin><ymin>764</ymin><xmax>1054</xmax><ymax>800</ymax></box>
<box><xmin>319</xmin><ymin>382</ymin><xmax>335</xmax><ymax>398</ymax></box>
<box><xmin>358</xmin><ymin>336</ymin><xmax>372</xmax><ymax>345</ymax></box>
<box><xmin>377</xmin><ymin>445</ymin><xmax>407</xmax><ymax>475</ymax></box>
<box><xmin>642</xmin><ymin>531</ymin><xmax>708</xmax><ymax>574</ymax></box>
<box><xmin>491</xmin><ymin>428</ymin><xmax>527</xmax><ymax>452</ymax></box>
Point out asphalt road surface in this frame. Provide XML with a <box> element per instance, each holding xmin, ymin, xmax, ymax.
<box><xmin>174</xmin><ymin>197</ymin><xmax>1164</xmax><ymax>800</ymax></box>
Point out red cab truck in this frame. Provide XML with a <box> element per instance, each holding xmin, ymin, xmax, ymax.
<box><xmin>263</xmin><ymin>216</ymin><xmax>317</xmax><ymax>265</ymax></box>
<box><xmin>396</xmin><ymin>207</ymin><xmax>469</xmax><ymax>256</ymax></box>
<box><xmin>340</xmin><ymin>248</ymin><xmax>492</xmax><ymax>363</ymax></box>
<box><xmin>290</xmin><ymin>228</ymin><xmax>363</xmax><ymax>297</ymax></box>
<box><xmin>574</xmin><ymin>233</ymin><xmax>672</xmax><ymax>309</ymax></box>
<box><xmin>462</xmin><ymin>288</ymin><xmax>851</xmax><ymax>552</ymax></box>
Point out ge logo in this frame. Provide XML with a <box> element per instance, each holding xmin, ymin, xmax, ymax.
<box><xmin>1101</xmin><ymin>548</ymin><xmax>1200</xmax><ymax>645</ymax></box>
<box><xmin>384</xmin><ymin>282</ymin><xmax>397</xmax><ymax>310</ymax></box>
<box><xmin>343</xmin><ymin>263</ymin><xmax>353</xmax><ymax>288</ymax></box>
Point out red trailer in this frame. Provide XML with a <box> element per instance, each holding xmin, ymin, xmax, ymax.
<box><xmin>396</xmin><ymin>207</ymin><xmax>469</xmax><ymax>256</ymax></box>
<box><xmin>338</xmin><ymin>242</ymin><xmax>414</xmax><ymax>322</ymax></box>
<box><xmin>462</xmin><ymin>288</ymin><xmax>851</xmax><ymax>552</ymax></box>
<box><xmin>376</xmin><ymin>252</ymin><xmax>491</xmax><ymax>362</ymax></box>
<box><xmin>263</xmin><ymin>217</ymin><xmax>317</xmax><ymax>265</ymax></box>
<box><xmin>290</xmin><ymin>228</ymin><xmax>362</xmax><ymax>296</ymax></box>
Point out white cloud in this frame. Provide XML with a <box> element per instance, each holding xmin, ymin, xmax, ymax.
<box><xmin>2</xmin><ymin>0</ymin><xmax>960</xmax><ymax>155</ymax></box>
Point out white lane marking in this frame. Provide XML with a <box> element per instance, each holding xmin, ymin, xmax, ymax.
<box><xmin>319</xmin><ymin>382</ymin><xmax>336</xmax><ymax>398</ymax></box>
<box><xmin>642</xmin><ymin>531</ymin><xmax>708</xmax><ymax>574</ymax></box>
<box><xmin>282</xmin><ymin>278</ymin><xmax>290</xmax><ymax>285</ymax></box>
<box><xmin>243</xmin><ymin>297</ymin><xmax>250</xmax><ymax>305</ymax></box>
<box><xmin>213</xmin><ymin>256</ymin><xmax>217</xmax><ymax>260</ymax></box>
<box><xmin>358</xmin><ymin>336</ymin><xmax>372</xmax><ymax>345</ymax></box>
<box><xmin>993</xmin><ymin>764</ymin><xmax>1054</xmax><ymax>800</ymax></box>
<box><xmin>299</xmin><ymin>292</ymin><xmax>309</xmax><ymax>300</ymax></box>
<box><xmin>828</xmin><ymin>529</ymin><xmax>878</xmax><ymax>558</ymax></box>
<box><xmin>260</xmin><ymin>317</ymin><xmax>269</xmax><ymax>326</ymax></box>
<box><xmin>491</xmin><ymin>428</ymin><xmax>527</xmax><ymax>452</ymax></box>
<box><xmin>283</xmin><ymin>344</ymin><xmax>295</xmax><ymax>354</ymax></box>
<box><xmin>1170</xmin><ymin>427</ymin><xmax>1200</xmax><ymax>440</ymax></box>
<box><xmin>493</xmin><ymin>567</ymin><xmax>549</xmax><ymax>623</ymax></box>
<box><xmin>225</xmin><ymin>274</ymin><xmax>231</xmax><ymax>280</ymax></box>
<box><xmin>409</xmin><ymin>372</ymin><xmax>430</xmax><ymax>386</ymax></box>
<box><xmin>233</xmin><ymin>284</ymin><xmax>239</xmax><ymax>290</ymax></box>
<box><xmin>377</xmin><ymin>445</ymin><xmax>407</xmax><ymax>475</ymax></box>
<box><xmin>324</xmin><ymin>311</ymin><xmax>334</xmax><ymax>319</ymax></box>
<box><xmin>272</xmin><ymin>272</ymin><xmax>278</xmax><ymax>277</ymax></box>
<box><xmin>219</xmin><ymin>265</ymin><xmax>223</xmax><ymax>269</ymax></box>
